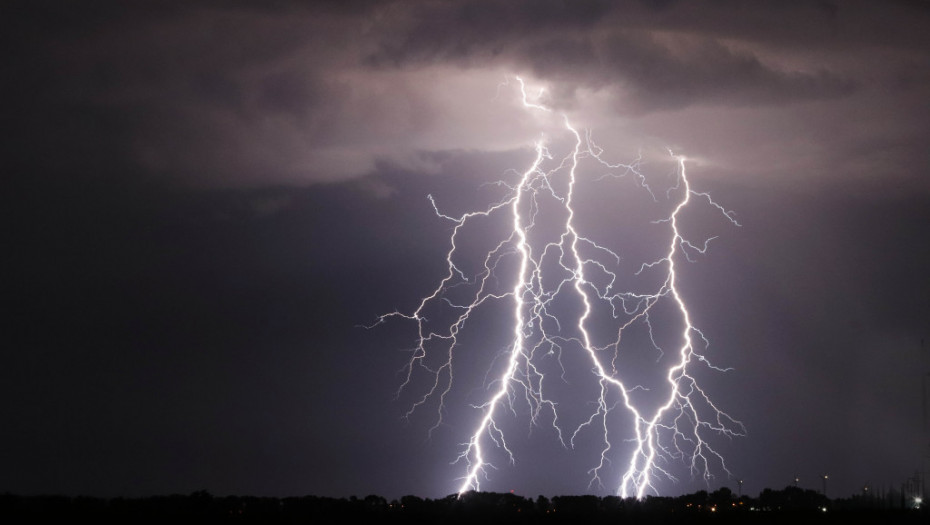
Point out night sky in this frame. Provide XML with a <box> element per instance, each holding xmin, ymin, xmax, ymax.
<box><xmin>3</xmin><ymin>0</ymin><xmax>930</xmax><ymax>501</ymax></box>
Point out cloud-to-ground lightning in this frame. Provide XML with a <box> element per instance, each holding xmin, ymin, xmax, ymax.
<box><xmin>372</xmin><ymin>77</ymin><xmax>744</xmax><ymax>499</ymax></box>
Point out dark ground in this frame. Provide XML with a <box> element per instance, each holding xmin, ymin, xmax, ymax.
<box><xmin>2</xmin><ymin>487</ymin><xmax>926</xmax><ymax>524</ymax></box>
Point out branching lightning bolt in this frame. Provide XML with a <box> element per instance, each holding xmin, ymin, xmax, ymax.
<box><xmin>370</xmin><ymin>77</ymin><xmax>744</xmax><ymax>499</ymax></box>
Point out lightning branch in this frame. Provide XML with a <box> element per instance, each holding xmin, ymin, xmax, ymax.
<box><xmin>371</xmin><ymin>77</ymin><xmax>744</xmax><ymax>499</ymax></box>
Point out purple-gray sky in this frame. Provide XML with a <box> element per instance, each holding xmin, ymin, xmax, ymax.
<box><xmin>3</xmin><ymin>0</ymin><xmax>929</xmax><ymax>500</ymax></box>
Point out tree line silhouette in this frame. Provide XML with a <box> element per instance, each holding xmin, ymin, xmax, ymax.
<box><xmin>1</xmin><ymin>485</ymin><xmax>924</xmax><ymax>523</ymax></box>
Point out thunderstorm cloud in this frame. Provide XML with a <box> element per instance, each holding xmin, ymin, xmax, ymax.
<box><xmin>7</xmin><ymin>0</ymin><xmax>929</xmax><ymax>190</ymax></box>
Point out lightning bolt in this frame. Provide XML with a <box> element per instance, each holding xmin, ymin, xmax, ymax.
<box><xmin>371</xmin><ymin>77</ymin><xmax>744</xmax><ymax>499</ymax></box>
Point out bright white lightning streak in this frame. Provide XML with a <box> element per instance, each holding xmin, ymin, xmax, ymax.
<box><xmin>372</xmin><ymin>77</ymin><xmax>744</xmax><ymax>498</ymax></box>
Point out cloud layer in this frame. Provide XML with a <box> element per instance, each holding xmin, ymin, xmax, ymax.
<box><xmin>5</xmin><ymin>0</ymin><xmax>929</xmax><ymax>191</ymax></box>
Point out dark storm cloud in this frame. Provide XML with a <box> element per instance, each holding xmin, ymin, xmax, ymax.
<box><xmin>365</xmin><ymin>0</ymin><xmax>859</xmax><ymax>112</ymax></box>
<box><xmin>529</xmin><ymin>32</ymin><xmax>854</xmax><ymax>111</ymax></box>
<box><xmin>2</xmin><ymin>1</ymin><xmax>373</xmax><ymax>185</ymax></box>
<box><xmin>9</xmin><ymin>0</ymin><xmax>922</xmax><ymax>189</ymax></box>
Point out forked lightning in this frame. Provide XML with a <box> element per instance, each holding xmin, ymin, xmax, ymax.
<box><xmin>372</xmin><ymin>77</ymin><xmax>744</xmax><ymax>499</ymax></box>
